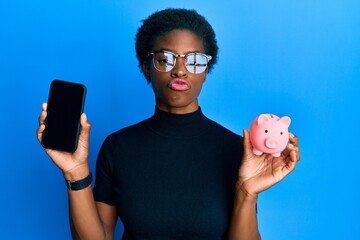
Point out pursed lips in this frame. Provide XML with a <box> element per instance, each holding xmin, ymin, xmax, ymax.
<box><xmin>167</xmin><ymin>78</ymin><xmax>191</xmax><ymax>91</ymax></box>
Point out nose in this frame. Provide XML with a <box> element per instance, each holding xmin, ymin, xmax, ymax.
<box><xmin>265</xmin><ymin>138</ymin><xmax>279</xmax><ymax>149</ymax></box>
<box><xmin>170</xmin><ymin>57</ymin><xmax>187</xmax><ymax>77</ymax></box>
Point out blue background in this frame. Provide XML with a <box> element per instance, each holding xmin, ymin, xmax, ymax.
<box><xmin>0</xmin><ymin>0</ymin><xmax>359</xmax><ymax>239</ymax></box>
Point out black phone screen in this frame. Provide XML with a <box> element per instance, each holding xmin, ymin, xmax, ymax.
<box><xmin>42</xmin><ymin>80</ymin><xmax>86</xmax><ymax>152</ymax></box>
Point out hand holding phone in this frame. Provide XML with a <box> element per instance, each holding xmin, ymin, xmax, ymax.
<box><xmin>37</xmin><ymin>101</ymin><xmax>91</xmax><ymax>180</ymax></box>
<box><xmin>41</xmin><ymin>80</ymin><xmax>87</xmax><ymax>152</ymax></box>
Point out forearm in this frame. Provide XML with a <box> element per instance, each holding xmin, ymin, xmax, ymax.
<box><xmin>228</xmin><ymin>182</ymin><xmax>261</xmax><ymax>240</ymax></box>
<box><xmin>65</xmin><ymin>167</ymin><xmax>106</xmax><ymax>240</ymax></box>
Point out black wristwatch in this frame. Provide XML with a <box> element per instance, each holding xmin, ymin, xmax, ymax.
<box><xmin>65</xmin><ymin>172</ymin><xmax>93</xmax><ymax>191</ymax></box>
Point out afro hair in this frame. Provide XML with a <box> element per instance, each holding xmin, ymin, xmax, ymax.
<box><xmin>135</xmin><ymin>8</ymin><xmax>218</xmax><ymax>81</ymax></box>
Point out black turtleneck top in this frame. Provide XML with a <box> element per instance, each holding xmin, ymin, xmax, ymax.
<box><xmin>93</xmin><ymin>107</ymin><xmax>243</xmax><ymax>240</ymax></box>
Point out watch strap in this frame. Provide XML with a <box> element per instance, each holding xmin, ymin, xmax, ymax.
<box><xmin>65</xmin><ymin>172</ymin><xmax>93</xmax><ymax>191</ymax></box>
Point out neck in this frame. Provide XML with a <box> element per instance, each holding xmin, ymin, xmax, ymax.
<box><xmin>155</xmin><ymin>100</ymin><xmax>199</xmax><ymax>115</ymax></box>
<box><xmin>148</xmin><ymin>106</ymin><xmax>211</xmax><ymax>138</ymax></box>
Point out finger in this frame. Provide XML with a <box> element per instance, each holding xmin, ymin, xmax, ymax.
<box><xmin>38</xmin><ymin>103</ymin><xmax>48</xmax><ymax>126</ymax></box>
<box><xmin>42</xmin><ymin>102</ymin><xmax>47</xmax><ymax>111</ymax></box>
<box><xmin>242</xmin><ymin>129</ymin><xmax>253</xmax><ymax>156</ymax></box>
<box><xmin>280</xmin><ymin>144</ymin><xmax>298</xmax><ymax>171</ymax></box>
<box><xmin>284</xmin><ymin>151</ymin><xmax>297</xmax><ymax>175</ymax></box>
<box><xmin>289</xmin><ymin>132</ymin><xmax>299</xmax><ymax>146</ymax></box>
<box><xmin>290</xmin><ymin>148</ymin><xmax>298</xmax><ymax>163</ymax></box>
<box><xmin>37</xmin><ymin>103</ymin><xmax>48</xmax><ymax>143</ymax></box>
<box><xmin>36</xmin><ymin>124</ymin><xmax>45</xmax><ymax>143</ymax></box>
<box><xmin>38</xmin><ymin>109</ymin><xmax>47</xmax><ymax>125</ymax></box>
<box><xmin>286</xmin><ymin>143</ymin><xmax>300</xmax><ymax>162</ymax></box>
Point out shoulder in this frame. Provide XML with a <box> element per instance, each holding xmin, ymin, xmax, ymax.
<box><xmin>207</xmin><ymin>117</ymin><xmax>243</xmax><ymax>141</ymax></box>
<box><xmin>204</xmin><ymin>117</ymin><xmax>244</xmax><ymax>167</ymax></box>
<box><xmin>109</xmin><ymin>119</ymin><xmax>148</xmax><ymax>138</ymax></box>
<box><xmin>201</xmin><ymin>115</ymin><xmax>244</xmax><ymax>154</ymax></box>
<box><xmin>100</xmin><ymin>118</ymin><xmax>150</xmax><ymax>150</ymax></box>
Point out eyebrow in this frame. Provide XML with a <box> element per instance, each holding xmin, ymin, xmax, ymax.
<box><xmin>155</xmin><ymin>48</ymin><xmax>202</xmax><ymax>54</ymax></box>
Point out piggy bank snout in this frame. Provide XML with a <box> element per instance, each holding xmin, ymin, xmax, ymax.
<box><xmin>265</xmin><ymin>137</ymin><xmax>279</xmax><ymax>149</ymax></box>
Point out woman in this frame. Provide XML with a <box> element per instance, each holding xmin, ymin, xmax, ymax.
<box><xmin>37</xmin><ymin>8</ymin><xmax>300</xmax><ymax>240</ymax></box>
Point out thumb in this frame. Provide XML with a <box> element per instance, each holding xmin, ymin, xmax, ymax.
<box><xmin>242</xmin><ymin>129</ymin><xmax>253</xmax><ymax>156</ymax></box>
<box><xmin>78</xmin><ymin>113</ymin><xmax>91</xmax><ymax>146</ymax></box>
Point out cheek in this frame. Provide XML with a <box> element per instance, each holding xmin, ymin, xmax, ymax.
<box><xmin>149</xmin><ymin>68</ymin><xmax>162</xmax><ymax>86</ymax></box>
<box><xmin>193</xmin><ymin>77</ymin><xmax>206</xmax><ymax>91</ymax></box>
<box><xmin>150</xmin><ymin>73</ymin><xmax>169</xmax><ymax>97</ymax></box>
<box><xmin>150</xmin><ymin>80</ymin><xmax>164</xmax><ymax>95</ymax></box>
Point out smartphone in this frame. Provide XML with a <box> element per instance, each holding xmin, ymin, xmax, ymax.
<box><xmin>41</xmin><ymin>79</ymin><xmax>87</xmax><ymax>152</ymax></box>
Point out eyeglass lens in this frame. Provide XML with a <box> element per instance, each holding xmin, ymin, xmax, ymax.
<box><xmin>152</xmin><ymin>51</ymin><xmax>209</xmax><ymax>74</ymax></box>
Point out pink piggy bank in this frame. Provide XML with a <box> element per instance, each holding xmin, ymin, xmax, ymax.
<box><xmin>249</xmin><ymin>114</ymin><xmax>291</xmax><ymax>157</ymax></box>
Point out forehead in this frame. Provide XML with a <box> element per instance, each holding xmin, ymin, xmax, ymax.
<box><xmin>151</xmin><ymin>29</ymin><xmax>205</xmax><ymax>53</ymax></box>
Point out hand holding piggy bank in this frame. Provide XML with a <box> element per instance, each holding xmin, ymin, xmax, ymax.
<box><xmin>249</xmin><ymin>114</ymin><xmax>291</xmax><ymax>157</ymax></box>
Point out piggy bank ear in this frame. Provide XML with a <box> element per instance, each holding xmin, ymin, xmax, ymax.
<box><xmin>279</xmin><ymin>116</ymin><xmax>291</xmax><ymax>127</ymax></box>
<box><xmin>257</xmin><ymin>114</ymin><xmax>270</xmax><ymax>125</ymax></box>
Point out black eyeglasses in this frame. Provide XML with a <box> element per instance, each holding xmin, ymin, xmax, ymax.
<box><xmin>147</xmin><ymin>50</ymin><xmax>212</xmax><ymax>74</ymax></box>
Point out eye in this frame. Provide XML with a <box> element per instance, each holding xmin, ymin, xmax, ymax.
<box><xmin>265</xmin><ymin>130</ymin><xmax>268</xmax><ymax>133</ymax></box>
<box><xmin>156</xmin><ymin>58</ymin><xmax>169</xmax><ymax>64</ymax></box>
<box><xmin>280</xmin><ymin>132</ymin><xmax>283</xmax><ymax>135</ymax></box>
<box><xmin>186</xmin><ymin>53</ymin><xmax>207</xmax><ymax>66</ymax></box>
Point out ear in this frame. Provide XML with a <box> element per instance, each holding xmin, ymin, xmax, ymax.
<box><xmin>279</xmin><ymin>116</ymin><xmax>291</xmax><ymax>127</ymax></box>
<box><xmin>142</xmin><ymin>61</ymin><xmax>151</xmax><ymax>81</ymax></box>
<box><xmin>257</xmin><ymin>114</ymin><xmax>270</xmax><ymax>125</ymax></box>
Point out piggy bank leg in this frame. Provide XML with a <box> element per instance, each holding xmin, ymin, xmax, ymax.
<box><xmin>272</xmin><ymin>153</ymin><xmax>281</xmax><ymax>157</ymax></box>
<box><xmin>252</xmin><ymin>148</ymin><xmax>263</xmax><ymax>156</ymax></box>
